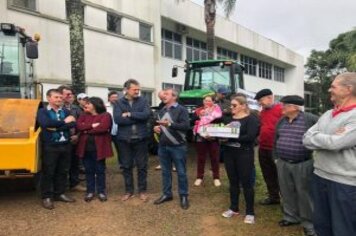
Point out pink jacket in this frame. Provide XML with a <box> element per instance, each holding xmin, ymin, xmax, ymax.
<box><xmin>193</xmin><ymin>104</ymin><xmax>222</xmax><ymax>134</ymax></box>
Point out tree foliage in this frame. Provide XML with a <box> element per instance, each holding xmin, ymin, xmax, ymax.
<box><xmin>305</xmin><ymin>29</ymin><xmax>356</xmax><ymax>114</ymax></box>
<box><xmin>177</xmin><ymin>0</ymin><xmax>237</xmax><ymax>59</ymax></box>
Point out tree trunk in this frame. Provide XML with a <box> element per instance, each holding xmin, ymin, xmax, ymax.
<box><xmin>66</xmin><ymin>0</ymin><xmax>85</xmax><ymax>94</ymax></box>
<box><xmin>204</xmin><ymin>0</ymin><xmax>216</xmax><ymax>59</ymax></box>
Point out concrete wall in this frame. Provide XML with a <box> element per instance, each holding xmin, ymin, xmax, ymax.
<box><xmin>1</xmin><ymin>0</ymin><xmax>304</xmax><ymax>104</ymax></box>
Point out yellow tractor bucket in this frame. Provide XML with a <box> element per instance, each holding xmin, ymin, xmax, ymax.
<box><xmin>0</xmin><ymin>99</ymin><xmax>42</xmax><ymax>175</ymax></box>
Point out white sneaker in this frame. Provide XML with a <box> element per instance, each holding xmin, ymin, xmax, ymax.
<box><xmin>244</xmin><ymin>215</ymin><xmax>255</xmax><ymax>224</ymax></box>
<box><xmin>222</xmin><ymin>209</ymin><xmax>239</xmax><ymax>218</ymax></box>
<box><xmin>194</xmin><ymin>178</ymin><xmax>203</xmax><ymax>186</ymax></box>
<box><xmin>214</xmin><ymin>179</ymin><xmax>221</xmax><ymax>187</ymax></box>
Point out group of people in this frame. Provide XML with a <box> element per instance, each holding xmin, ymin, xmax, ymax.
<box><xmin>36</xmin><ymin>72</ymin><xmax>356</xmax><ymax>236</ymax></box>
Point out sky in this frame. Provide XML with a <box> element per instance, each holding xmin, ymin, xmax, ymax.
<box><xmin>191</xmin><ymin>0</ymin><xmax>356</xmax><ymax>61</ymax></box>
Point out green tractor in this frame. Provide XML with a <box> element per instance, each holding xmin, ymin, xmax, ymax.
<box><xmin>172</xmin><ymin>59</ymin><xmax>245</xmax><ymax>115</ymax></box>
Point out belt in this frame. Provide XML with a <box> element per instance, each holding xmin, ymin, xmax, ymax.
<box><xmin>280</xmin><ymin>157</ymin><xmax>312</xmax><ymax>164</ymax></box>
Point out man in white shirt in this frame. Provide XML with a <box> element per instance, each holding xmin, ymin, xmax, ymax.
<box><xmin>106</xmin><ymin>91</ymin><xmax>121</xmax><ymax>168</ymax></box>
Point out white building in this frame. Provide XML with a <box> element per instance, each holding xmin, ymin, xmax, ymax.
<box><xmin>1</xmin><ymin>0</ymin><xmax>304</xmax><ymax>104</ymax></box>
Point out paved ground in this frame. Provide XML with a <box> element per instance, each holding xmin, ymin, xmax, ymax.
<box><xmin>0</xmin><ymin>148</ymin><xmax>302</xmax><ymax>236</ymax></box>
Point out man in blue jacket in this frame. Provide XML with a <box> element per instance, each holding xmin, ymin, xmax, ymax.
<box><xmin>37</xmin><ymin>89</ymin><xmax>76</xmax><ymax>210</ymax></box>
<box><xmin>114</xmin><ymin>79</ymin><xmax>151</xmax><ymax>202</ymax></box>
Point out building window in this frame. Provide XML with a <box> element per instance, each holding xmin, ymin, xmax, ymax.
<box><xmin>10</xmin><ymin>0</ymin><xmax>36</xmax><ymax>11</ymax></box>
<box><xmin>139</xmin><ymin>23</ymin><xmax>152</xmax><ymax>42</ymax></box>
<box><xmin>241</xmin><ymin>55</ymin><xmax>257</xmax><ymax>76</ymax></box>
<box><xmin>217</xmin><ymin>47</ymin><xmax>238</xmax><ymax>60</ymax></box>
<box><xmin>162</xmin><ymin>83</ymin><xmax>183</xmax><ymax>92</ymax></box>
<box><xmin>186</xmin><ymin>37</ymin><xmax>207</xmax><ymax>61</ymax></box>
<box><xmin>274</xmin><ymin>66</ymin><xmax>285</xmax><ymax>82</ymax></box>
<box><xmin>161</xmin><ymin>29</ymin><xmax>182</xmax><ymax>60</ymax></box>
<box><xmin>107</xmin><ymin>12</ymin><xmax>121</xmax><ymax>34</ymax></box>
<box><xmin>258</xmin><ymin>61</ymin><xmax>272</xmax><ymax>79</ymax></box>
<box><xmin>141</xmin><ymin>91</ymin><xmax>153</xmax><ymax>105</ymax></box>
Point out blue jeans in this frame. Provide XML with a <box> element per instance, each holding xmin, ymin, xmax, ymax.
<box><xmin>83</xmin><ymin>151</ymin><xmax>106</xmax><ymax>194</ymax></box>
<box><xmin>158</xmin><ymin>145</ymin><xmax>189</xmax><ymax>197</ymax></box>
<box><xmin>312</xmin><ymin>174</ymin><xmax>356</xmax><ymax>236</ymax></box>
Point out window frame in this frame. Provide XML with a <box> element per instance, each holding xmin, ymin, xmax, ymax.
<box><xmin>107</xmin><ymin>12</ymin><xmax>122</xmax><ymax>35</ymax></box>
<box><xmin>162</xmin><ymin>83</ymin><xmax>183</xmax><ymax>92</ymax></box>
<box><xmin>274</xmin><ymin>66</ymin><xmax>285</xmax><ymax>83</ymax></box>
<box><xmin>161</xmin><ymin>29</ymin><xmax>182</xmax><ymax>60</ymax></box>
<box><xmin>241</xmin><ymin>55</ymin><xmax>257</xmax><ymax>76</ymax></box>
<box><xmin>258</xmin><ymin>61</ymin><xmax>272</xmax><ymax>80</ymax></box>
<box><xmin>186</xmin><ymin>37</ymin><xmax>208</xmax><ymax>62</ymax></box>
<box><xmin>9</xmin><ymin>0</ymin><xmax>37</xmax><ymax>11</ymax></box>
<box><xmin>217</xmin><ymin>47</ymin><xmax>238</xmax><ymax>60</ymax></box>
<box><xmin>139</xmin><ymin>22</ymin><xmax>152</xmax><ymax>42</ymax></box>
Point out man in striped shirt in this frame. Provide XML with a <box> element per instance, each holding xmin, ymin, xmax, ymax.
<box><xmin>273</xmin><ymin>95</ymin><xmax>318</xmax><ymax>236</ymax></box>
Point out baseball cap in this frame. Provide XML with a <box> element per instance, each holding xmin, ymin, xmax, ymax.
<box><xmin>77</xmin><ymin>93</ymin><xmax>88</xmax><ymax>100</ymax></box>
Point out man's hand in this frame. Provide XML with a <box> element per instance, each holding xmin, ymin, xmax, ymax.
<box><xmin>335</xmin><ymin>127</ymin><xmax>346</xmax><ymax>135</ymax></box>
<box><xmin>153</xmin><ymin>125</ymin><xmax>161</xmax><ymax>134</ymax></box>
<box><xmin>157</xmin><ymin>119</ymin><xmax>170</xmax><ymax>127</ymax></box>
<box><xmin>70</xmin><ymin>134</ymin><xmax>79</xmax><ymax>144</ymax></box>
<box><xmin>92</xmin><ymin>123</ymin><xmax>100</xmax><ymax>128</ymax></box>
<box><xmin>64</xmin><ymin>115</ymin><xmax>76</xmax><ymax>123</ymax></box>
<box><xmin>122</xmin><ymin>112</ymin><xmax>131</xmax><ymax>118</ymax></box>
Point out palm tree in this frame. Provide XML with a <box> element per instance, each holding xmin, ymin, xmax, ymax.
<box><xmin>66</xmin><ymin>0</ymin><xmax>86</xmax><ymax>94</ymax></box>
<box><xmin>204</xmin><ymin>0</ymin><xmax>237</xmax><ymax>59</ymax></box>
<box><xmin>177</xmin><ymin>0</ymin><xmax>237</xmax><ymax>59</ymax></box>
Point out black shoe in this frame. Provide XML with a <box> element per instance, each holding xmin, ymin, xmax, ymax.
<box><xmin>54</xmin><ymin>194</ymin><xmax>76</xmax><ymax>203</ymax></box>
<box><xmin>154</xmin><ymin>195</ymin><xmax>173</xmax><ymax>205</ymax></box>
<box><xmin>42</xmin><ymin>198</ymin><xmax>54</xmax><ymax>210</ymax></box>
<box><xmin>98</xmin><ymin>193</ymin><xmax>107</xmax><ymax>202</ymax></box>
<box><xmin>303</xmin><ymin>228</ymin><xmax>317</xmax><ymax>236</ymax></box>
<box><xmin>84</xmin><ymin>193</ymin><xmax>95</xmax><ymax>202</ymax></box>
<box><xmin>180</xmin><ymin>195</ymin><xmax>189</xmax><ymax>210</ymax></box>
<box><xmin>278</xmin><ymin>219</ymin><xmax>300</xmax><ymax>227</ymax></box>
<box><xmin>259</xmin><ymin>197</ymin><xmax>280</xmax><ymax>205</ymax></box>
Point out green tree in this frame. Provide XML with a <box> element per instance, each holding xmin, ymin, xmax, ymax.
<box><xmin>178</xmin><ymin>0</ymin><xmax>237</xmax><ymax>59</ymax></box>
<box><xmin>305</xmin><ymin>29</ymin><xmax>356</xmax><ymax>113</ymax></box>
<box><xmin>66</xmin><ymin>0</ymin><xmax>86</xmax><ymax>94</ymax></box>
<box><xmin>328</xmin><ymin>29</ymin><xmax>356</xmax><ymax>72</ymax></box>
<box><xmin>305</xmin><ymin>50</ymin><xmax>333</xmax><ymax>114</ymax></box>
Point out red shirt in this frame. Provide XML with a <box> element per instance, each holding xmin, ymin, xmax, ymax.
<box><xmin>332</xmin><ymin>104</ymin><xmax>356</xmax><ymax>117</ymax></box>
<box><xmin>259</xmin><ymin>103</ymin><xmax>283</xmax><ymax>150</ymax></box>
<box><xmin>76</xmin><ymin>112</ymin><xmax>113</xmax><ymax>160</ymax></box>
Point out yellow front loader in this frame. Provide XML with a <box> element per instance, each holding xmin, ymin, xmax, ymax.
<box><xmin>0</xmin><ymin>99</ymin><xmax>41</xmax><ymax>177</ymax></box>
<box><xmin>0</xmin><ymin>23</ymin><xmax>41</xmax><ymax>178</ymax></box>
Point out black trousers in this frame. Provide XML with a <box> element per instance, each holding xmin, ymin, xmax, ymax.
<box><xmin>41</xmin><ymin>144</ymin><xmax>71</xmax><ymax>199</ymax></box>
<box><xmin>117</xmin><ymin>139</ymin><xmax>148</xmax><ymax>194</ymax></box>
<box><xmin>258</xmin><ymin>148</ymin><xmax>280</xmax><ymax>200</ymax></box>
<box><xmin>224</xmin><ymin>146</ymin><xmax>255</xmax><ymax>215</ymax></box>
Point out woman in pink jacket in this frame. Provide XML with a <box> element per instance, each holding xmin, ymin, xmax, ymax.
<box><xmin>193</xmin><ymin>95</ymin><xmax>222</xmax><ymax>187</ymax></box>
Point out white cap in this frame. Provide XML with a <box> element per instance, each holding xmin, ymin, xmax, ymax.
<box><xmin>77</xmin><ymin>93</ymin><xmax>88</xmax><ymax>100</ymax></box>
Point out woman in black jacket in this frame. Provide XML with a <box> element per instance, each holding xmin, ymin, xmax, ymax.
<box><xmin>221</xmin><ymin>96</ymin><xmax>260</xmax><ymax>224</ymax></box>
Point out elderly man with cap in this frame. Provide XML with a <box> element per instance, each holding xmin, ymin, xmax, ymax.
<box><xmin>255</xmin><ymin>89</ymin><xmax>282</xmax><ymax>205</ymax></box>
<box><xmin>274</xmin><ymin>95</ymin><xmax>318</xmax><ymax>236</ymax></box>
